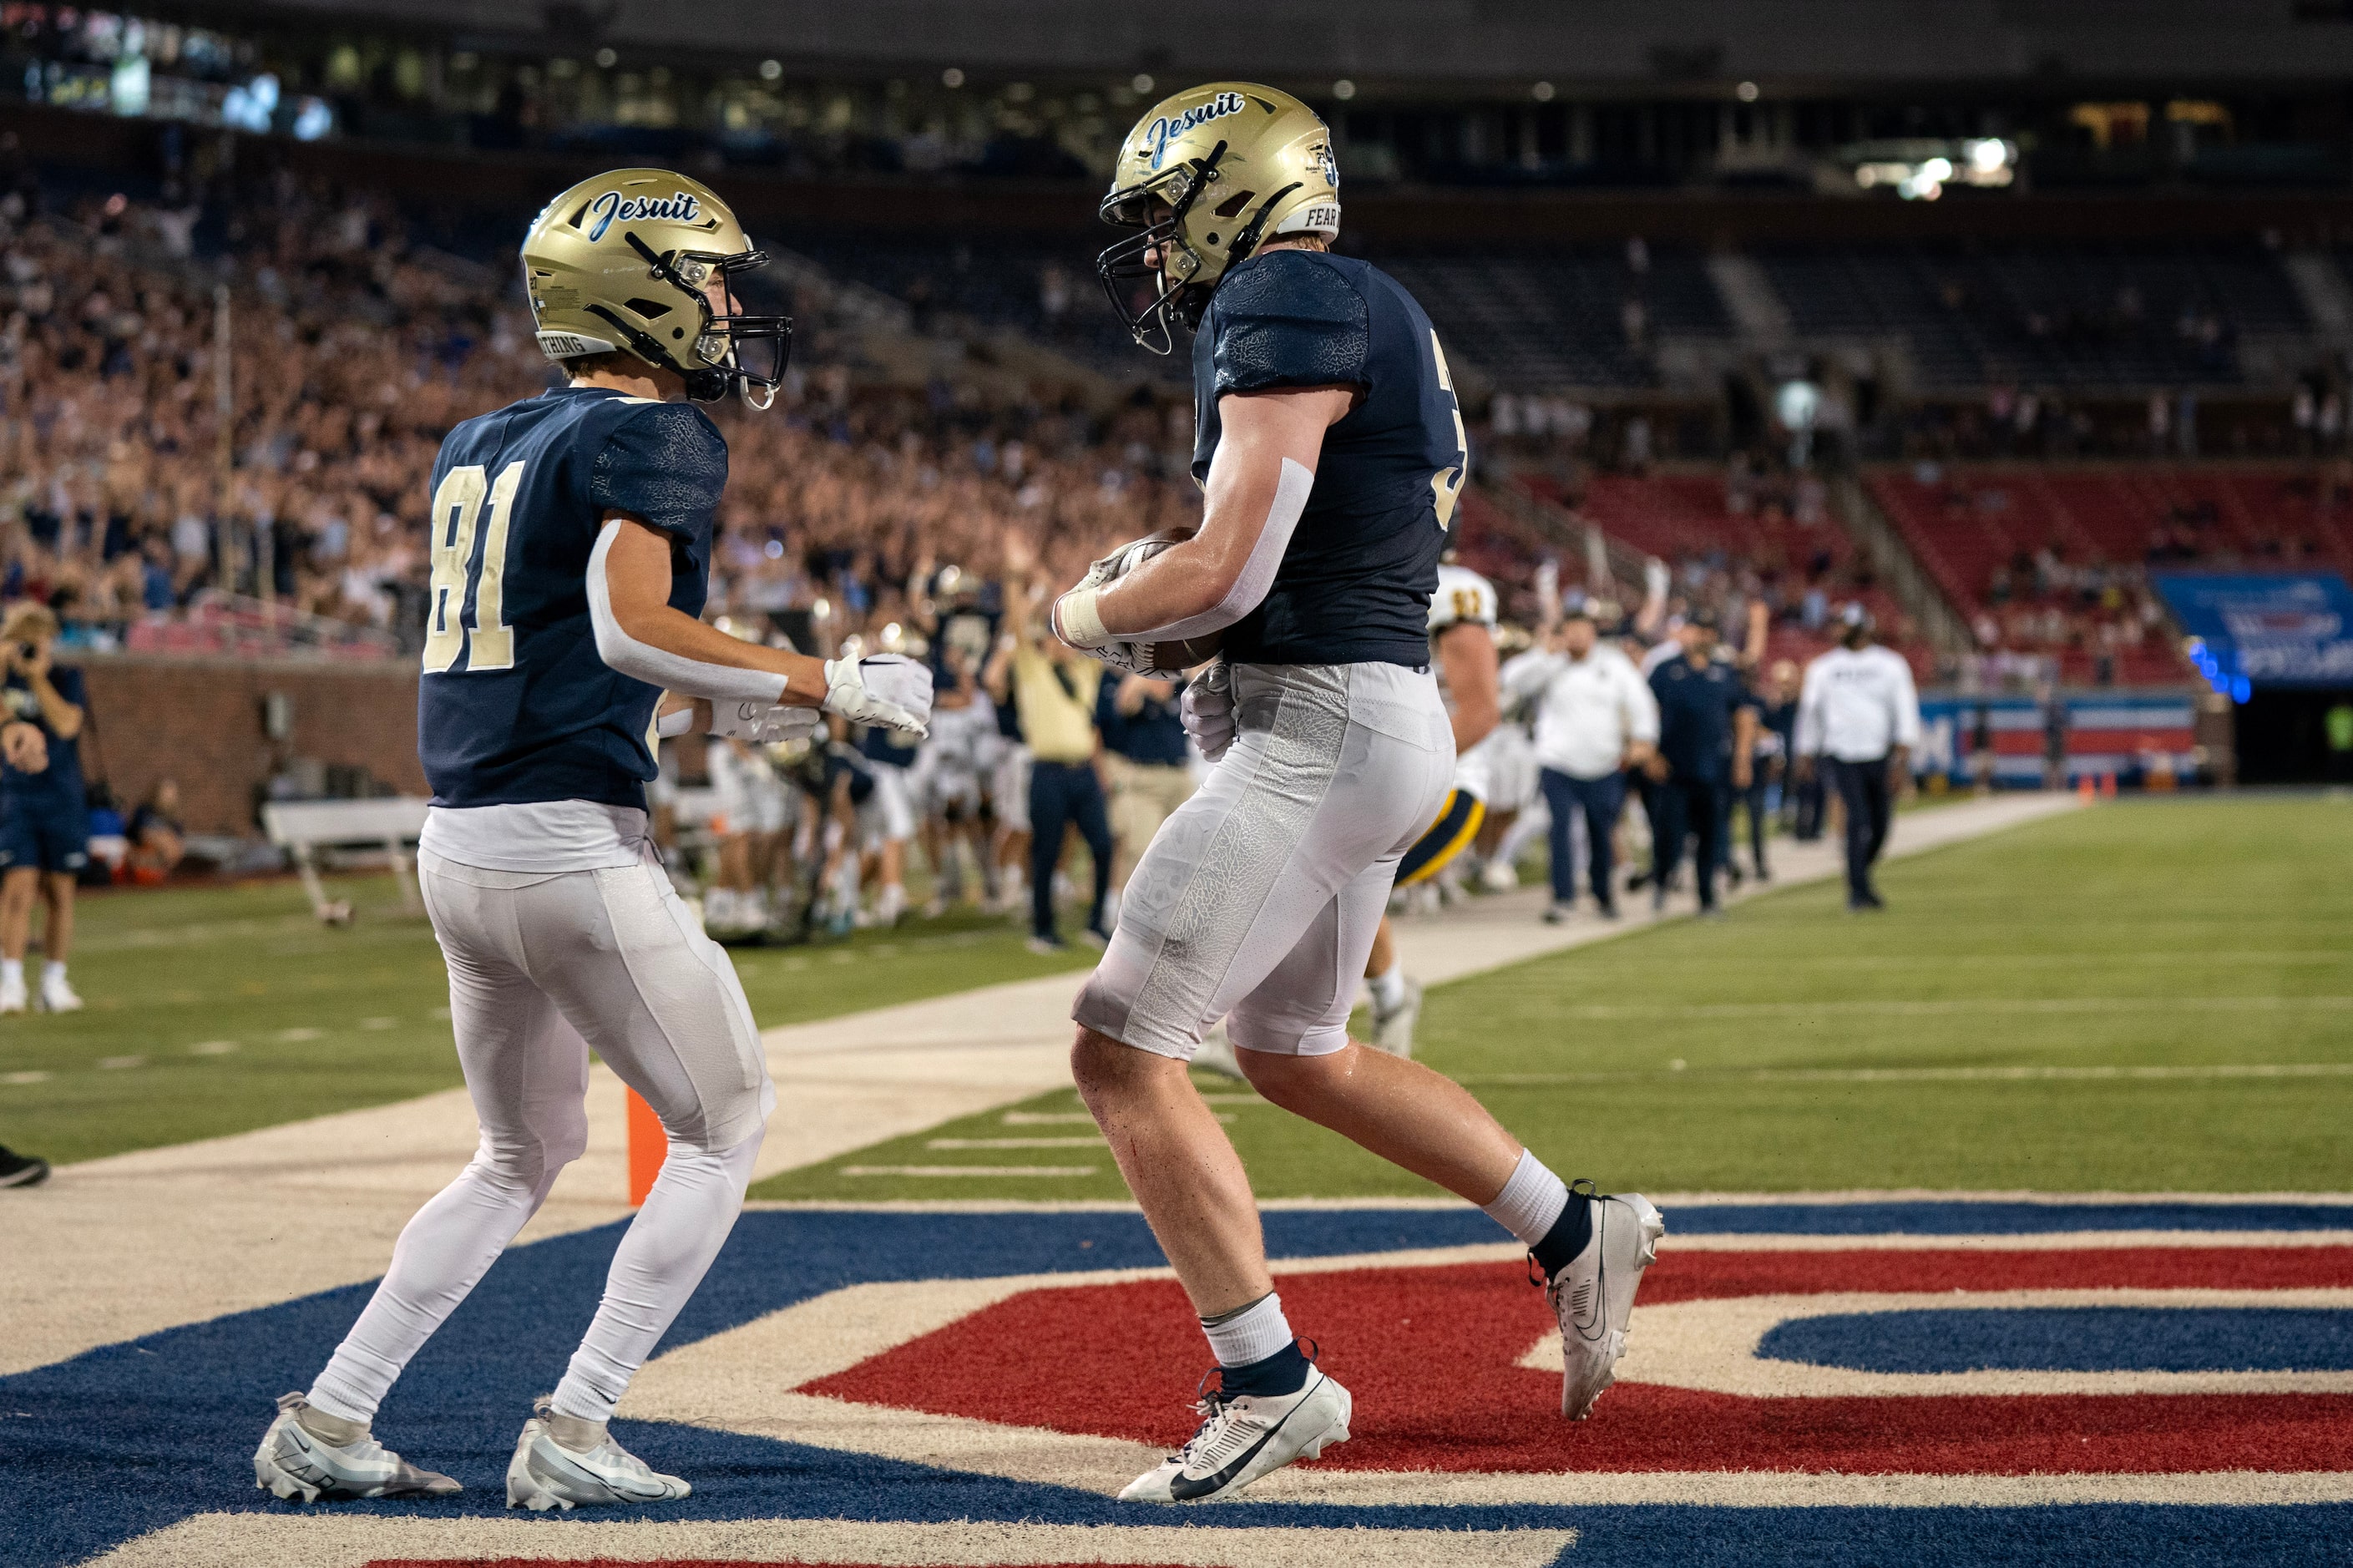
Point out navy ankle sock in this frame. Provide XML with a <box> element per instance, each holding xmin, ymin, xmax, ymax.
<box><xmin>1531</xmin><ymin>1190</ymin><xmax>1593</xmax><ymax>1279</ymax></box>
<box><xmin>1218</xmin><ymin>1340</ymin><xmax>1311</xmax><ymax>1398</ymax></box>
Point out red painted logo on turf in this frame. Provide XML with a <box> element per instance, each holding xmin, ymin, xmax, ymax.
<box><xmin>803</xmin><ymin>1247</ymin><xmax>2353</xmax><ymax>1475</ymax></box>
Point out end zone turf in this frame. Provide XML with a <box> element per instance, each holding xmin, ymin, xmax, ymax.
<box><xmin>9</xmin><ymin>1197</ymin><xmax>2350</xmax><ymax>1568</ymax></box>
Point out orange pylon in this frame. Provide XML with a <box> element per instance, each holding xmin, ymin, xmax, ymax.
<box><xmin>2077</xmin><ymin>774</ymin><xmax>2096</xmax><ymax>802</ymax></box>
<box><xmin>627</xmin><ymin>1086</ymin><xmax>665</xmax><ymax>1206</ymax></box>
<box><xmin>2099</xmin><ymin>772</ymin><xmax>2118</xmax><ymax>799</ymax></box>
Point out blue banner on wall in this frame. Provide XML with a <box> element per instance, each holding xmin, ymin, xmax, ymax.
<box><xmin>2153</xmin><ymin>573</ymin><xmax>2353</xmax><ymax>690</ymax></box>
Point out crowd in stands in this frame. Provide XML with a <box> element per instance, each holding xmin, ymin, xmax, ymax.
<box><xmin>3</xmin><ymin>159</ymin><xmax>2348</xmax><ymax>704</ymax></box>
<box><xmin>0</xmin><ymin>166</ymin><xmax>1209</xmax><ymax>663</ymax></box>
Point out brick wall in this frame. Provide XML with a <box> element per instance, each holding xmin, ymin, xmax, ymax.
<box><xmin>67</xmin><ymin>656</ymin><xmax>424</xmax><ymax>835</ymax></box>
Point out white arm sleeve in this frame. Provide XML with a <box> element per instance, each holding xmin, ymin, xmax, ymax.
<box><xmin>588</xmin><ymin>521</ymin><xmax>788</xmax><ymax>705</ymax></box>
<box><xmin>1124</xmin><ymin>458</ymin><xmax>1315</xmax><ymax>644</ymax></box>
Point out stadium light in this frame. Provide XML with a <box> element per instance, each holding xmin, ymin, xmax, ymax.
<box><xmin>759</xmin><ymin>59</ymin><xmax>782</xmax><ymax>82</ymax></box>
<box><xmin>942</xmin><ymin>67</ymin><xmax>965</xmax><ymax>89</ymax></box>
<box><xmin>1333</xmin><ymin>79</ymin><xmax>1356</xmax><ymax>100</ymax></box>
<box><xmin>1840</xmin><ymin>138</ymin><xmax>2014</xmax><ymax>199</ymax></box>
<box><xmin>1131</xmin><ymin>73</ymin><xmax>1155</xmax><ymax>94</ymax></box>
<box><xmin>1532</xmin><ymin>81</ymin><xmax>1555</xmax><ymax>101</ymax></box>
<box><xmin>1736</xmin><ymin>81</ymin><xmax>1759</xmax><ymax>103</ymax></box>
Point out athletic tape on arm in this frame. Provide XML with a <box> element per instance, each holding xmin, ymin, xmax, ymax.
<box><xmin>1126</xmin><ymin>456</ymin><xmax>1315</xmax><ymax>643</ymax></box>
<box><xmin>588</xmin><ymin>521</ymin><xmax>787</xmax><ymax>704</ymax></box>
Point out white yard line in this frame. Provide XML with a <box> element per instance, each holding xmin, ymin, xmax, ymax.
<box><xmin>0</xmin><ymin>792</ymin><xmax>2074</xmax><ymax>1375</ymax></box>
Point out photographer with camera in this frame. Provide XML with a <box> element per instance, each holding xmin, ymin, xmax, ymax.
<box><xmin>0</xmin><ymin>605</ymin><xmax>89</xmax><ymax>1014</ymax></box>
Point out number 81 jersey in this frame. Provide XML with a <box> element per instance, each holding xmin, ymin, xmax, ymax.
<box><xmin>417</xmin><ymin>386</ymin><xmax>726</xmax><ymax>811</ymax></box>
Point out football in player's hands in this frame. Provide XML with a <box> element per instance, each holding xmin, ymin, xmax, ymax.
<box><xmin>822</xmin><ymin>654</ymin><xmax>934</xmax><ymax>737</ymax></box>
<box><xmin>1055</xmin><ymin>528</ymin><xmax>1224</xmax><ymax>676</ymax></box>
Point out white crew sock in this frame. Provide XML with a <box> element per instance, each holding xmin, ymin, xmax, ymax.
<box><xmin>1201</xmin><ymin>1290</ymin><xmax>1296</xmax><ymax>1368</ymax></box>
<box><xmin>1367</xmin><ymin>961</ymin><xmax>1407</xmax><ymax>1014</ymax></box>
<box><xmin>1</xmin><ymin>959</ymin><xmax>21</xmax><ymax>988</ymax></box>
<box><xmin>1481</xmin><ymin>1148</ymin><xmax>1570</xmax><ymax>1249</ymax></box>
<box><xmin>41</xmin><ymin>960</ymin><xmax>65</xmax><ymax>987</ymax></box>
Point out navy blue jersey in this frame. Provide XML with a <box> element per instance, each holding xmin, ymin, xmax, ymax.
<box><xmin>0</xmin><ymin>664</ymin><xmax>85</xmax><ymax>807</ymax></box>
<box><xmin>1191</xmin><ymin>250</ymin><xmax>1465</xmax><ymax>668</ymax></box>
<box><xmin>1651</xmin><ymin>655</ymin><xmax>1759</xmax><ymax>784</ymax></box>
<box><xmin>417</xmin><ymin>387</ymin><xmax>725</xmax><ymax>811</ymax></box>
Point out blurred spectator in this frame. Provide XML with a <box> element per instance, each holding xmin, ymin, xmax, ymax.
<box><xmin>1096</xmin><ymin>670</ymin><xmax>1195</xmax><ymax>919</ymax></box>
<box><xmin>999</xmin><ymin>539</ymin><xmax>1110</xmax><ymax>953</ymax></box>
<box><xmin>126</xmin><ymin>777</ymin><xmax>187</xmax><ymax>884</ymax></box>
<box><xmin>0</xmin><ymin>605</ymin><xmax>86</xmax><ymax>1013</ymax></box>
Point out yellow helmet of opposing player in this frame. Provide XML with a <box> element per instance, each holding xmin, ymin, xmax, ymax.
<box><xmin>1097</xmin><ymin>83</ymin><xmax>1340</xmax><ymax>354</ymax></box>
<box><xmin>520</xmin><ymin>168</ymin><xmax>792</xmax><ymax>407</ymax></box>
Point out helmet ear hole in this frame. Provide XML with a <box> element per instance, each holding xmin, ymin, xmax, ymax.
<box><xmin>625</xmin><ymin>298</ymin><xmax>673</xmax><ymax>319</ymax></box>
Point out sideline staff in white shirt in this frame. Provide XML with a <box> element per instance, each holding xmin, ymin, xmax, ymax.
<box><xmin>1795</xmin><ymin>607</ymin><xmax>1921</xmax><ymax>910</ymax></box>
<box><xmin>1505</xmin><ymin>607</ymin><xmax>1659</xmax><ymax>921</ymax></box>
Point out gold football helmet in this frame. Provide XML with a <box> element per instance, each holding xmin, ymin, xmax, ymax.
<box><xmin>520</xmin><ymin>169</ymin><xmax>791</xmax><ymax>407</ymax></box>
<box><xmin>1098</xmin><ymin>83</ymin><xmax>1341</xmax><ymax>354</ymax></box>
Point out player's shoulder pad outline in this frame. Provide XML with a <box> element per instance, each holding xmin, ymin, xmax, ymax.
<box><xmin>1211</xmin><ymin>249</ymin><xmax>1372</xmax><ymax>399</ymax></box>
<box><xmin>589</xmin><ymin>396</ymin><xmax>729</xmax><ymax>542</ymax></box>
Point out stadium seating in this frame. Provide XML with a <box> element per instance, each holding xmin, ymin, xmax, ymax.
<box><xmin>1373</xmin><ymin>245</ymin><xmax>1729</xmax><ymax>391</ymax></box>
<box><xmin>1519</xmin><ymin>471</ymin><xmax>1926</xmax><ymax>673</ymax></box>
<box><xmin>1756</xmin><ymin>242</ymin><xmax>2310</xmax><ymax>389</ymax></box>
<box><xmin>1855</xmin><ymin>464</ymin><xmax>2343</xmax><ymax>684</ymax></box>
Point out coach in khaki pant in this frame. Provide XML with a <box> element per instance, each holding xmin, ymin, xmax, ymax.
<box><xmin>1096</xmin><ymin>671</ymin><xmax>1198</xmax><ymax>915</ymax></box>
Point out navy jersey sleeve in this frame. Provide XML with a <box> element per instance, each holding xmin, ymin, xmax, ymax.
<box><xmin>48</xmin><ymin>665</ymin><xmax>85</xmax><ymax>711</ymax></box>
<box><xmin>588</xmin><ymin>401</ymin><xmax>727</xmax><ymax>547</ymax></box>
<box><xmin>1211</xmin><ymin>252</ymin><xmax>1372</xmax><ymax>398</ymax></box>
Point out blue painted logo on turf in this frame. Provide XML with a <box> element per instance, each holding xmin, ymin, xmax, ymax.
<box><xmin>4</xmin><ymin>1201</ymin><xmax>2351</xmax><ymax>1568</ymax></box>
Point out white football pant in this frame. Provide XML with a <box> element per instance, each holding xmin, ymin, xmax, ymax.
<box><xmin>307</xmin><ymin>848</ymin><xmax>775</xmax><ymax>1429</ymax></box>
<box><xmin>1076</xmin><ymin>661</ymin><xmax>1454</xmax><ymax>1060</ymax></box>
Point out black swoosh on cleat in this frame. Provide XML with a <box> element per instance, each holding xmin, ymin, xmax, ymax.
<box><xmin>1166</xmin><ymin>1379</ymin><xmax>1318</xmax><ymax>1503</ymax></box>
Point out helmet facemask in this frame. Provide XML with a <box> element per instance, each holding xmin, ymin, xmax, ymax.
<box><xmin>1096</xmin><ymin>143</ymin><xmax>1227</xmax><ymax>357</ymax></box>
<box><xmin>585</xmin><ymin>231</ymin><xmax>793</xmax><ymax>407</ymax></box>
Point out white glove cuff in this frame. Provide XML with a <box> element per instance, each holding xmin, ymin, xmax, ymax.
<box><xmin>1055</xmin><ymin>587</ymin><xmax>1108</xmax><ymax>650</ymax></box>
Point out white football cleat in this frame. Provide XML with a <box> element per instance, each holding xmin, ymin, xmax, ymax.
<box><xmin>0</xmin><ymin>971</ymin><xmax>24</xmax><ymax>1014</ymax></box>
<box><xmin>253</xmin><ymin>1392</ymin><xmax>460</xmax><ymax>1503</ymax></box>
<box><xmin>506</xmin><ymin>1404</ymin><xmax>691</xmax><ymax>1511</ymax></box>
<box><xmin>1480</xmin><ymin>858</ymin><xmax>1521</xmax><ymax>893</ymax></box>
<box><xmin>1546</xmin><ymin>1187</ymin><xmax>1666</xmax><ymax>1420</ymax></box>
<box><xmin>37</xmin><ymin>973</ymin><xmax>81</xmax><ymax>1013</ymax></box>
<box><xmin>1120</xmin><ymin>1366</ymin><xmax>1352</xmax><ymax>1504</ymax></box>
<box><xmin>1368</xmin><ymin>975</ymin><xmax>1422</xmax><ymax>1059</ymax></box>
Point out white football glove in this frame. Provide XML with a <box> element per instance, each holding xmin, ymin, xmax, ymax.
<box><xmin>1180</xmin><ymin>661</ymin><xmax>1235</xmax><ymax>762</ymax></box>
<box><xmin>711</xmin><ymin>700</ymin><xmax>824</xmax><ymax>746</ymax></box>
<box><xmin>822</xmin><ymin>654</ymin><xmax>934</xmax><ymax>736</ymax></box>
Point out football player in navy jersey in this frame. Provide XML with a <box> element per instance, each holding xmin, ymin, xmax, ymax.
<box><xmin>256</xmin><ymin>169</ymin><xmax>932</xmax><ymax>1511</ymax></box>
<box><xmin>1052</xmin><ymin>86</ymin><xmax>1665</xmax><ymax>1502</ymax></box>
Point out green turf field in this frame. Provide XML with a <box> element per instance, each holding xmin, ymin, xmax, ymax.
<box><xmin>0</xmin><ymin>878</ymin><xmax>1092</xmax><ymax>1165</ymax></box>
<box><xmin>756</xmin><ymin>796</ymin><xmax>2353</xmax><ymax>1201</ymax></box>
